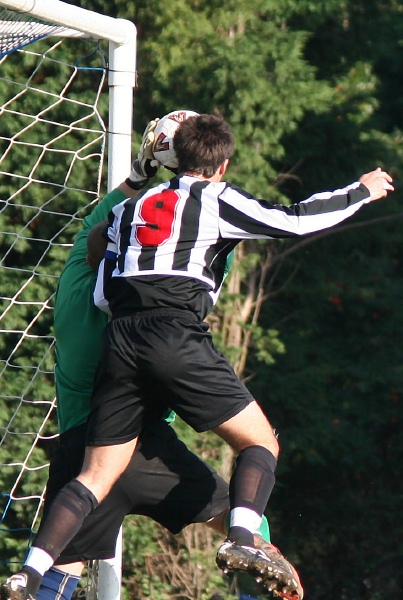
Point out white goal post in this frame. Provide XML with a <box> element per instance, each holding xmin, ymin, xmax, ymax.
<box><xmin>0</xmin><ymin>0</ymin><xmax>137</xmax><ymax>190</ymax></box>
<box><xmin>0</xmin><ymin>1</ymin><xmax>137</xmax><ymax>598</ymax></box>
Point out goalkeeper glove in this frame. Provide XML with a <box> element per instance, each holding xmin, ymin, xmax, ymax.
<box><xmin>126</xmin><ymin>118</ymin><xmax>160</xmax><ymax>190</ymax></box>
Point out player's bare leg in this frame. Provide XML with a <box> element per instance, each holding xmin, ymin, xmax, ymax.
<box><xmin>77</xmin><ymin>437</ymin><xmax>139</xmax><ymax>501</ymax></box>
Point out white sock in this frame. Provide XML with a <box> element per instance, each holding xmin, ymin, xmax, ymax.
<box><xmin>229</xmin><ymin>507</ymin><xmax>262</xmax><ymax>534</ymax></box>
<box><xmin>25</xmin><ymin>547</ymin><xmax>54</xmax><ymax>576</ymax></box>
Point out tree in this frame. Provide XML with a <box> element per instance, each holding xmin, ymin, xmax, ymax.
<box><xmin>248</xmin><ymin>199</ymin><xmax>403</xmax><ymax>598</ymax></box>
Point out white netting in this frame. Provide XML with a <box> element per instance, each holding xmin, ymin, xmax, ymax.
<box><xmin>0</xmin><ymin>7</ymin><xmax>75</xmax><ymax>57</ymax></box>
<box><xmin>0</xmin><ymin>35</ymin><xmax>107</xmax><ymax>576</ymax></box>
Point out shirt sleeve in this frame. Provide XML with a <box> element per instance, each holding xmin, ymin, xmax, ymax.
<box><xmin>218</xmin><ymin>182</ymin><xmax>371</xmax><ymax>239</ymax></box>
<box><xmin>82</xmin><ymin>188</ymin><xmax>127</xmax><ymax>231</ymax></box>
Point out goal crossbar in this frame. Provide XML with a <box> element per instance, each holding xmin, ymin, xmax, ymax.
<box><xmin>0</xmin><ymin>0</ymin><xmax>135</xmax><ymax>45</ymax></box>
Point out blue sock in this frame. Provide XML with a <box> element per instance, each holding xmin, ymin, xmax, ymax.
<box><xmin>36</xmin><ymin>567</ymin><xmax>80</xmax><ymax>600</ymax></box>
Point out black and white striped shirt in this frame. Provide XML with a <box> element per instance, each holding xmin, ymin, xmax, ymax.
<box><xmin>94</xmin><ymin>174</ymin><xmax>372</xmax><ymax>318</ymax></box>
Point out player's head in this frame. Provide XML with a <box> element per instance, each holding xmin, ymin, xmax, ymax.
<box><xmin>173</xmin><ymin>114</ymin><xmax>234</xmax><ymax>178</ymax></box>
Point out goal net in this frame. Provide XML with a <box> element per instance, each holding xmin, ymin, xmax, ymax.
<box><xmin>0</xmin><ymin>2</ymin><xmax>136</xmax><ymax>598</ymax></box>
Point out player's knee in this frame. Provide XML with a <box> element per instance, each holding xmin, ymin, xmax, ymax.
<box><xmin>246</xmin><ymin>413</ymin><xmax>280</xmax><ymax>458</ymax></box>
<box><xmin>266</xmin><ymin>431</ymin><xmax>280</xmax><ymax>459</ymax></box>
<box><xmin>253</xmin><ymin>428</ymin><xmax>279</xmax><ymax>459</ymax></box>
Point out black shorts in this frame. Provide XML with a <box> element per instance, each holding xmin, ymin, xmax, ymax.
<box><xmin>87</xmin><ymin>309</ymin><xmax>254</xmax><ymax>445</ymax></box>
<box><xmin>45</xmin><ymin>420</ymin><xmax>229</xmax><ymax>564</ymax></box>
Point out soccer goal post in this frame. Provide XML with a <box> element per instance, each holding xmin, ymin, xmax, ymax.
<box><xmin>0</xmin><ymin>0</ymin><xmax>137</xmax><ymax>189</ymax></box>
<box><xmin>0</xmin><ymin>1</ymin><xmax>137</xmax><ymax>599</ymax></box>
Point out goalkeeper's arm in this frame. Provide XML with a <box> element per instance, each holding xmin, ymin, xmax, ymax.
<box><xmin>87</xmin><ymin>117</ymin><xmax>161</xmax><ymax>268</ymax></box>
<box><xmin>124</xmin><ymin>118</ymin><xmax>160</xmax><ymax>191</ymax></box>
<box><xmin>87</xmin><ymin>220</ymin><xmax>109</xmax><ymax>270</ymax></box>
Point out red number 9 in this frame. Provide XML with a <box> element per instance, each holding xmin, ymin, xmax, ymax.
<box><xmin>136</xmin><ymin>190</ymin><xmax>180</xmax><ymax>246</ymax></box>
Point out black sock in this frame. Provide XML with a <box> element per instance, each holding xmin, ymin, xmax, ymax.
<box><xmin>227</xmin><ymin>526</ymin><xmax>255</xmax><ymax>547</ymax></box>
<box><xmin>20</xmin><ymin>566</ymin><xmax>43</xmax><ymax>599</ymax></box>
<box><xmin>33</xmin><ymin>479</ymin><xmax>98</xmax><ymax>561</ymax></box>
<box><xmin>229</xmin><ymin>445</ymin><xmax>277</xmax><ymax>515</ymax></box>
<box><xmin>228</xmin><ymin>445</ymin><xmax>277</xmax><ymax>546</ymax></box>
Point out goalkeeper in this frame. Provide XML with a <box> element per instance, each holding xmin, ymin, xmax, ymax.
<box><xmin>28</xmin><ymin>120</ymin><xmax>299</xmax><ymax>600</ymax></box>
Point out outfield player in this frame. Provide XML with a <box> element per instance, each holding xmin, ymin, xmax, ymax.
<box><xmin>22</xmin><ymin>121</ymin><xmax>292</xmax><ymax>600</ymax></box>
<box><xmin>2</xmin><ymin>114</ymin><xmax>394</xmax><ymax>600</ymax></box>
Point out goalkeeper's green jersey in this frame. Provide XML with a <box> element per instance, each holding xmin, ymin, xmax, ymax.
<box><xmin>54</xmin><ymin>188</ymin><xmax>132</xmax><ymax>433</ymax></box>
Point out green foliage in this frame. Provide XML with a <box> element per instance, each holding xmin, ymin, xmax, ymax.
<box><xmin>94</xmin><ymin>0</ymin><xmax>333</xmax><ymax>196</ymax></box>
<box><xmin>122</xmin><ymin>491</ymin><xmax>233</xmax><ymax>599</ymax></box>
<box><xmin>248</xmin><ymin>198</ymin><xmax>403</xmax><ymax>597</ymax></box>
<box><xmin>246</xmin><ymin>324</ymin><xmax>286</xmax><ymax>365</ymax></box>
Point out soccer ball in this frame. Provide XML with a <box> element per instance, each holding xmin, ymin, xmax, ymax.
<box><xmin>152</xmin><ymin>109</ymin><xmax>199</xmax><ymax>169</ymax></box>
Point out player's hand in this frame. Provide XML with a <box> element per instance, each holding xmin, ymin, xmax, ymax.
<box><xmin>126</xmin><ymin>118</ymin><xmax>160</xmax><ymax>190</ymax></box>
<box><xmin>359</xmin><ymin>167</ymin><xmax>394</xmax><ymax>201</ymax></box>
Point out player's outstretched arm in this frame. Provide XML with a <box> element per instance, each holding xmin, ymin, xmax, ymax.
<box><xmin>359</xmin><ymin>167</ymin><xmax>394</xmax><ymax>201</ymax></box>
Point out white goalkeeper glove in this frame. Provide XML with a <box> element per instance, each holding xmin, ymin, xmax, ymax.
<box><xmin>125</xmin><ymin>118</ymin><xmax>160</xmax><ymax>190</ymax></box>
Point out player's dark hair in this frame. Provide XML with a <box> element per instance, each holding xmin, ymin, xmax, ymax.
<box><xmin>173</xmin><ymin>114</ymin><xmax>234</xmax><ymax>178</ymax></box>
